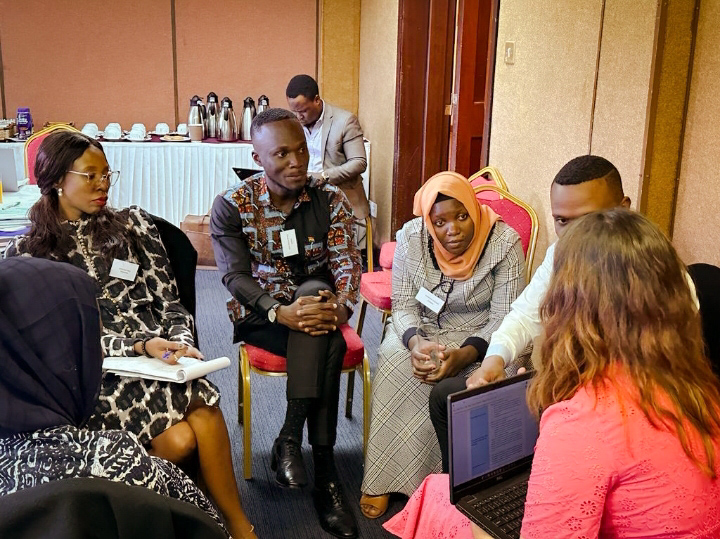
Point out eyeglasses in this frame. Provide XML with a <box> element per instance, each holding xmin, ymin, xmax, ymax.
<box><xmin>66</xmin><ymin>170</ymin><xmax>120</xmax><ymax>187</ymax></box>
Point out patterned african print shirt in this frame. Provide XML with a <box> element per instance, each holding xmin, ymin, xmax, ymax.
<box><xmin>211</xmin><ymin>172</ymin><xmax>361</xmax><ymax>325</ymax></box>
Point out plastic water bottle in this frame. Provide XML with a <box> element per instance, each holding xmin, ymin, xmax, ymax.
<box><xmin>16</xmin><ymin>108</ymin><xmax>33</xmax><ymax>140</ymax></box>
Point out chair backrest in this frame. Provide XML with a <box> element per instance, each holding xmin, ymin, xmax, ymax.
<box><xmin>378</xmin><ymin>241</ymin><xmax>396</xmax><ymax>270</ymax></box>
<box><xmin>151</xmin><ymin>214</ymin><xmax>199</xmax><ymax>346</ymax></box>
<box><xmin>687</xmin><ymin>263</ymin><xmax>720</xmax><ymax>375</ymax></box>
<box><xmin>474</xmin><ymin>184</ymin><xmax>538</xmax><ymax>280</ymax></box>
<box><xmin>468</xmin><ymin>166</ymin><xmax>509</xmax><ymax>201</ymax></box>
<box><xmin>24</xmin><ymin>124</ymin><xmax>81</xmax><ymax>184</ymax></box>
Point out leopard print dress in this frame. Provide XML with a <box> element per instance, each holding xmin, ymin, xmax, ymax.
<box><xmin>8</xmin><ymin>207</ymin><xmax>220</xmax><ymax>446</ymax></box>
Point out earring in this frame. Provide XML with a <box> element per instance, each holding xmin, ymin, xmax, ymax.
<box><xmin>57</xmin><ymin>187</ymin><xmax>63</xmax><ymax>197</ymax></box>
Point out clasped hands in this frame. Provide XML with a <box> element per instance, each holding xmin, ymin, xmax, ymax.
<box><xmin>409</xmin><ymin>335</ymin><xmax>478</xmax><ymax>384</ymax></box>
<box><xmin>277</xmin><ymin>289</ymin><xmax>348</xmax><ymax>336</ymax></box>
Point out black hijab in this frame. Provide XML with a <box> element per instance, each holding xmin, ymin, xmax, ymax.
<box><xmin>0</xmin><ymin>257</ymin><xmax>103</xmax><ymax>436</ymax></box>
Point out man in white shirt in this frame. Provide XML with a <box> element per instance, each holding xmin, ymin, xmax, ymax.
<box><xmin>429</xmin><ymin>155</ymin><xmax>631</xmax><ymax>472</ymax></box>
<box><xmin>286</xmin><ymin>75</ymin><xmax>370</xmax><ymax>218</ymax></box>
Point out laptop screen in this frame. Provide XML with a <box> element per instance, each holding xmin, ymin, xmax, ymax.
<box><xmin>449</xmin><ymin>373</ymin><xmax>538</xmax><ymax>489</ymax></box>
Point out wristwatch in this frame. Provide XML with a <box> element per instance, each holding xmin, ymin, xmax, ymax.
<box><xmin>321</xmin><ymin>170</ymin><xmax>330</xmax><ymax>182</ymax></box>
<box><xmin>267</xmin><ymin>303</ymin><xmax>281</xmax><ymax>323</ymax></box>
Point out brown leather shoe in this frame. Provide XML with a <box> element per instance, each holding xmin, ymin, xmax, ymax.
<box><xmin>359</xmin><ymin>493</ymin><xmax>389</xmax><ymax>519</ymax></box>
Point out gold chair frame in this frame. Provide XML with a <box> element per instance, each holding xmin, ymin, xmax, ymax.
<box><xmin>473</xmin><ymin>184</ymin><xmax>539</xmax><ymax>281</ymax></box>
<box><xmin>468</xmin><ymin>166</ymin><xmax>509</xmax><ymax>191</ymax></box>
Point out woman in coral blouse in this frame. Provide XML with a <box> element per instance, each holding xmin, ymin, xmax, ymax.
<box><xmin>520</xmin><ymin>208</ymin><xmax>720</xmax><ymax>538</ymax></box>
<box><xmin>385</xmin><ymin>209</ymin><xmax>720</xmax><ymax>539</ymax></box>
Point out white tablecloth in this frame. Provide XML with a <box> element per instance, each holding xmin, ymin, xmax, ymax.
<box><xmin>5</xmin><ymin>140</ymin><xmax>371</xmax><ymax>227</ymax></box>
<box><xmin>102</xmin><ymin>140</ymin><xmax>259</xmax><ymax>226</ymax></box>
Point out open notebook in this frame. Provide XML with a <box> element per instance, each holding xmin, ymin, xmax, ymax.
<box><xmin>103</xmin><ymin>356</ymin><xmax>231</xmax><ymax>383</ymax></box>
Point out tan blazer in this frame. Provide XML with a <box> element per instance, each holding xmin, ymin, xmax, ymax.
<box><xmin>318</xmin><ymin>102</ymin><xmax>369</xmax><ymax>218</ymax></box>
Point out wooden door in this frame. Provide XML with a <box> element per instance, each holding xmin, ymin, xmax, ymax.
<box><xmin>448</xmin><ymin>0</ymin><xmax>499</xmax><ymax>178</ymax></box>
<box><xmin>391</xmin><ymin>0</ymin><xmax>456</xmax><ymax>235</ymax></box>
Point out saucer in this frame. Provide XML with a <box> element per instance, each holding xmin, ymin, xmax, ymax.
<box><xmin>160</xmin><ymin>134</ymin><xmax>191</xmax><ymax>142</ymax></box>
<box><xmin>123</xmin><ymin>134</ymin><xmax>152</xmax><ymax>142</ymax></box>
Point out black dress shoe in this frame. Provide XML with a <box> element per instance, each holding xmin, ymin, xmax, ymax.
<box><xmin>270</xmin><ymin>436</ymin><xmax>307</xmax><ymax>488</ymax></box>
<box><xmin>313</xmin><ymin>481</ymin><xmax>358</xmax><ymax>539</ymax></box>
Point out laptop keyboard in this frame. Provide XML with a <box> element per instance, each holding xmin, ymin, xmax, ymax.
<box><xmin>472</xmin><ymin>482</ymin><xmax>528</xmax><ymax>537</ymax></box>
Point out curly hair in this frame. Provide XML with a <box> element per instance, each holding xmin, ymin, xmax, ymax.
<box><xmin>21</xmin><ymin>130</ymin><xmax>141</xmax><ymax>263</ymax></box>
<box><xmin>527</xmin><ymin>208</ymin><xmax>720</xmax><ymax>477</ymax></box>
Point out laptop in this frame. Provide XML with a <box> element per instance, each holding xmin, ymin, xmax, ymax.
<box><xmin>0</xmin><ymin>147</ymin><xmax>21</xmax><ymax>192</ymax></box>
<box><xmin>448</xmin><ymin>371</ymin><xmax>538</xmax><ymax>539</ymax></box>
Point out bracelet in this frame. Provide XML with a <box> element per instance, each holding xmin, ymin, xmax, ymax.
<box><xmin>140</xmin><ymin>338</ymin><xmax>153</xmax><ymax>357</ymax></box>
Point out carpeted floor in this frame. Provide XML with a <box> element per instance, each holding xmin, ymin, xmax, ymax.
<box><xmin>196</xmin><ymin>269</ymin><xmax>407</xmax><ymax>539</ymax></box>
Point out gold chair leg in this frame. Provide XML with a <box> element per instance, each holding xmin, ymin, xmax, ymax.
<box><xmin>345</xmin><ymin>371</ymin><xmax>355</xmax><ymax>419</ymax></box>
<box><xmin>361</xmin><ymin>352</ymin><xmax>371</xmax><ymax>458</ymax></box>
<box><xmin>240</xmin><ymin>344</ymin><xmax>253</xmax><ymax>480</ymax></box>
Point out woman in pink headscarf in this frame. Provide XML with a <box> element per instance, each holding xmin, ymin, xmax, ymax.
<box><xmin>360</xmin><ymin>171</ymin><xmax>526</xmax><ymax>518</ymax></box>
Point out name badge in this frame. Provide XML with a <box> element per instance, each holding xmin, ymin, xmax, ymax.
<box><xmin>415</xmin><ymin>286</ymin><xmax>445</xmax><ymax>314</ymax></box>
<box><xmin>280</xmin><ymin>229</ymin><xmax>299</xmax><ymax>257</ymax></box>
<box><xmin>109</xmin><ymin>259</ymin><xmax>139</xmax><ymax>281</ymax></box>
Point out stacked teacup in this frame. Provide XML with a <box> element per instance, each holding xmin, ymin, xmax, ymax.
<box><xmin>103</xmin><ymin>123</ymin><xmax>122</xmax><ymax>140</ymax></box>
<box><xmin>127</xmin><ymin>123</ymin><xmax>146</xmax><ymax>141</ymax></box>
<box><xmin>81</xmin><ymin>123</ymin><xmax>99</xmax><ymax>138</ymax></box>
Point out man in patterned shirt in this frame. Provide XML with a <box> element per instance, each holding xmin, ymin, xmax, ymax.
<box><xmin>211</xmin><ymin>108</ymin><xmax>361</xmax><ymax>539</ymax></box>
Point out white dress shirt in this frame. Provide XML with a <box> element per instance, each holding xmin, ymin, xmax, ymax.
<box><xmin>304</xmin><ymin>100</ymin><xmax>325</xmax><ymax>173</ymax></box>
<box><xmin>486</xmin><ymin>242</ymin><xmax>700</xmax><ymax>368</ymax></box>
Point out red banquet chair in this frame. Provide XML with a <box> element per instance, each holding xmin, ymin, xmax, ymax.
<box><xmin>24</xmin><ymin>124</ymin><xmax>81</xmax><ymax>185</ymax></box>
<box><xmin>474</xmin><ymin>184</ymin><xmax>539</xmax><ymax>280</ymax></box>
<box><xmin>237</xmin><ymin>218</ymin><xmax>374</xmax><ymax>480</ymax></box>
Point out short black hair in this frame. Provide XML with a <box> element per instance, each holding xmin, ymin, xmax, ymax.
<box><xmin>553</xmin><ymin>155</ymin><xmax>624</xmax><ymax>198</ymax></box>
<box><xmin>250</xmin><ymin>108</ymin><xmax>297</xmax><ymax>139</ymax></box>
<box><xmin>286</xmin><ymin>74</ymin><xmax>319</xmax><ymax>100</ymax></box>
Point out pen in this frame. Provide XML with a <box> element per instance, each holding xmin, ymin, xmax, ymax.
<box><xmin>0</xmin><ymin>201</ymin><xmax>20</xmax><ymax>211</ymax></box>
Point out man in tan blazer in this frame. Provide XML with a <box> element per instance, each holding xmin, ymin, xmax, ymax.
<box><xmin>286</xmin><ymin>74</ymin><xmax>369</xmax><ymax>219</ymax></box>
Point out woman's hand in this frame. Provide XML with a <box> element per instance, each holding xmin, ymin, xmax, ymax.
<box><xmin>426</xmin><ymin>345</ymin><xmax>478</xmax><ymax>383</ymax></box>
<box><xmin>134</xmin><ymin>338</ymin><xmax>203</xmax><ymax>364</ymax></box>
<box><xmin>409</xmin><ymin>335</ymin><xmax>446</xmax><ymax>381</ymax></box>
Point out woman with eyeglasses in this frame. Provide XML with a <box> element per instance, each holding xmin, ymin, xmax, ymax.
<box><xmin>5</xmin><ymin>130</ymin><xmax>256</xmax><ymax>539</ymax></box>
<box><xmin>360</xmin><ymin>171</ymin><xmax>525</xmax><ymax>518</ymax></box>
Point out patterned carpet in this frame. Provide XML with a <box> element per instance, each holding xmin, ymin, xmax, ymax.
<box><xmin>196</xmin><ymin>269</ymin><xmax>406</xmax><ymax>538</ymax></box>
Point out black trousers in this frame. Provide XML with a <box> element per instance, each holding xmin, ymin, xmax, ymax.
<box><xmin>234</xmin><ymin>279</ymin><xmax>347</xmax><ymax>446</ymax></box>
<box><xmin>429</xmin><ymin>376</ymin><xmax>468</xmax><ymax>473</ymax></box>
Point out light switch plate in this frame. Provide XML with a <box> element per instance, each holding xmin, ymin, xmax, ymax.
<box><xmin>369</xmin><ymin>200</ymin><xmax>378</xmax><ymax>218</ymax></box>
<box><xmin>504</xmin><ymin>41</ymin><xmax>515</xmax><ymax>65</ymax></box>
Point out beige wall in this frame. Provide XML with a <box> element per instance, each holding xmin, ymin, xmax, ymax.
<box><xmin>318</xmin><ymin>0</ymin><xmax>362</xmax><ymax>114</ymax></box>
<box><xmin>672</xmin><ymin>0</ymin><xmax>720</xmax><ymax>266</ymax></box>
<box><xmin>358</xmin><ymin>0</ymin><xmax>399</xmax><ymax>243</ymax></box>
<box><xmin>488</xmin><ymin>0</ymin><xmax>661</xmax><ymax>268</ymax></box>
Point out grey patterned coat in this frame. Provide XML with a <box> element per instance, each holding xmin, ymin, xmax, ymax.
<box><xmin>361</xmin><ymin>217</ymin><xmax>526</xmax><ymax>497</ymax></box>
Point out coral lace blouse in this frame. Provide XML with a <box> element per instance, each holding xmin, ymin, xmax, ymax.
<box><xmin>521</xmin><ymin>375</ymin><xmax>720</xmax><ymax>538</ymax></box>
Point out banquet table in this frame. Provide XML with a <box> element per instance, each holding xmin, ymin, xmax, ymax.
<box><xmin>3</xmin><ymin>139</ymin><xmax>371</xmax><ymax>227</ymax></box>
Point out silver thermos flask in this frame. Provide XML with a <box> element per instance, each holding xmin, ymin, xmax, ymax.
<box><xmin>217</xmin><ymin>97</ymin><xmax>238</xmax><ymax>141</ymax></box>
<box><xmin>240</xmin><ymin>97</ymin><xmax>256</xmax><ymax>141</ymax></box>
<box><xmin>206</xmin><ymin>92</ymin><xmax>219</xmax><ymax>138</ymax></box>
<box><xmin>257</xmin><ymin>95</ymin><xmax>270</xmax><ymax>115</ymax></box>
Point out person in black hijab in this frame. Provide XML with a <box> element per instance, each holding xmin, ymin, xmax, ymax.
<box><xmin>0</xmin><ymin>256</ymin><xmax>102</xmax><ymax>435</ymax></box>
<box><xmin>0</xmin><ymin>257</ymin><xmax>232</xmax><ymax>538</ymax></box>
